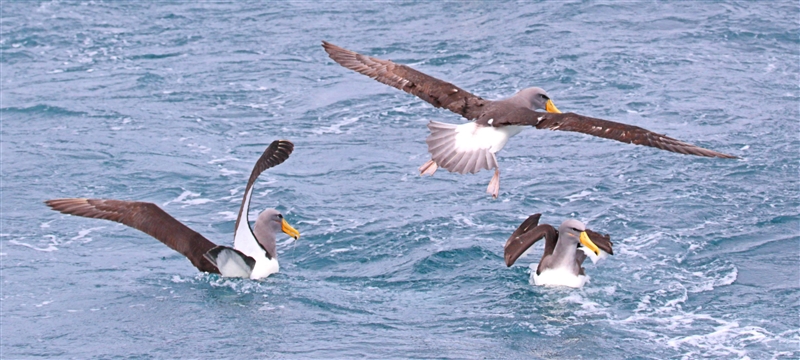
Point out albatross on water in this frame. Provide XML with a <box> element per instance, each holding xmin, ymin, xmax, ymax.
<box><xmin>45</xmin><ymin>140</ymin><xmax>300</xmax><ymax>280</ymax></box>
<box><xmin>504</xmin><ymin>214</ymin><xmax>613</xmax><ymax>288</ymax></box>
<box><xmin>322</xmin><ymin>41</ymin><xmax>736</xmax><ymax>198</ymax></box>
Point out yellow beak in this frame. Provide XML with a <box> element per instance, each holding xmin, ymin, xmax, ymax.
<box><xmin>281</xmin><ymin>219</ymin><xmax>300</xmax><ymax>240</ymax></box>
<box><xmin>546</xmin><ymin>99</ymin><xmax>561</xmax><ymax>113</ymax></box>
<box><xmin>579</xmin><ymin>231</ymin><xmax>600</xmax><ymax>255</ymax></box>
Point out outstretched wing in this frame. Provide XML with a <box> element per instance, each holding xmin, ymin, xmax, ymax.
<box><xmin>322</xmin><ymin>41</ymin><xmax>489</xmax><ymax>120</ymax></box>
<box><xmin>504</xmin><ymin>220</ymin><xmax>558</xmax><ymax>267</ymax></box>
<box><xmin>45</xmin><ymin>198</ymin><xmax>219</xmax><ymax>273</ymax></box>
<box><xmin>496</xmin><ymin>108</ymin><xmax>736</xmax><ymax>158</ymax></box>
<box><xmin>234</xmin><ymin>140</ymin><xmax>294</xmax><ymax>239</ymax></box>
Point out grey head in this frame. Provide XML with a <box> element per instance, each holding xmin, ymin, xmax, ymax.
<box><xmin>557</xmin><ymin>219</ymin><xmax>587</xmax><ymax>247</ymax></box>
<box><xmin>252</xmin><ymin>208</ymin><xmax>300</xmax><ymax>260</ymax></box>
<box><xmin>509</xmin><ymin>87</ymin><xmax>555</xmax><ymax>111</ymax></box>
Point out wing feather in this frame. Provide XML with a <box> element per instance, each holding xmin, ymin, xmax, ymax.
<box><xmin>45</xmin><ymin>198</ymin><xmax>219</xmax><ymax>273</ymax></box>
<box><xmin>322</xmin><ymin>41</ymin><xmax>488</xmax><ymax>120</ymax></box>
<box><xmin>233</xmin><ymin>140</ymin><xmax>294</xmax><ymax>238</ymax></box>
<box><xmin>496</xmin><ymin>109</ymin><xmax>736</xmax><ymax>158</ymax></box>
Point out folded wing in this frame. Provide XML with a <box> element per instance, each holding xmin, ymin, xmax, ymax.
<box><xmin>586</xmin><ymin>228</ymin><xmax>614</xmax><ymax>255</ymax></box>
<box><xmin>45</xmin><ymin>198</ymin><xmax>219</xmax><ymax>273</ymax></box>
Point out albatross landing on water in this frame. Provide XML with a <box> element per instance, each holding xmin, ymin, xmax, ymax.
<box><xmin>45</xmin><ymin>140</ymin><xmax>300</xmax><ymax>280</ymax></box>
<box><xmin>504</xmin><ymin>214</ymin><xmax>613</xmax><ymax>288</ymax></box>
<box><xmin>322</xmin><ymin>41</ymin><xmax>737</xmax><ymax>198</ymax></box>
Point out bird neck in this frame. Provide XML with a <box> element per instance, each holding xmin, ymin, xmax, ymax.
<box><xmin>253</xmin><ymin>222</ymin><xmax>277</xmax><ymax>260</ymax></box>
<box><xmin>549</xmin><ymin>239</ymin><xmax>578</xmax><ymax>269</ymax></box>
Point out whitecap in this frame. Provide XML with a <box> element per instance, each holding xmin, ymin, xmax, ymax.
<box><xmin>35</xmin><ymin>300</ymin><xmax>53</xmax><ymax>307</ymax></box>
<box><xmin>312</xmin><ymin>116</ymin><xmax>360</xmax><ymax>135</ymax></box>
<box><xmin>9</xmin><ymin>239</ymin><xmax>58</xmax><ymax>252</ymax></box>
<box><xmin>219</xmin><ymin>168</ymin><xmax>240</xmax><ymax>176</ymax></box>
<box><xmin>163</xmin><ymin>190</ymin><xmax>212</xmax><ymax>208</ymax></box>
<box><xmin>565</xmin><ymin>189</ymin><xmax>593</xmax><ymax>202</ymax></box>
<box><xmin>217</xmin><ymin>211</ymin><xmax>237</xmax><ymax>221</ymax></box>
<box><xmin>208</xmin><ymin>156</ymin><xmax>240</xmax><ymax>164</ymax></box>
<box><xmin>70</xmin><ymin>226</ymin><xmax>104</xmax><ymax>244</ymax></box>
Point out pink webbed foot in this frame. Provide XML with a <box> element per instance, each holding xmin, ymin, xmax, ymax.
<box><xmin>419</xmin><ymin>159</ymin><xmax>438</xmax><ymax>176</ymax></box>
<box><xmin>486</xmin><ymin>168</ymin><xmax>500</xmax><ymax>199</ymax></box>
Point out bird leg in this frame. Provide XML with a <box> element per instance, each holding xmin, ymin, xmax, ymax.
<box><xmin>419</xmin><ymin>159</ymin><xmax>438</xmax><ymax>176</ymax></box>
<box><xmin>486</xmin><ymin>168</ymin><xmax>500</xmax><ymax>198</ymax></box>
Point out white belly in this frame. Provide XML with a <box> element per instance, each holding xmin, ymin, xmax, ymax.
<box><xmin>454</xmin><ymin>123</ymin><xmax>525</xmax><ymax>153</ymax></box>
<box><xmin>249</xmin><ymin>255</ymin><xmax>279</xmax><ymax>280</ymax></box>
<box><xmin>234</xmin><ymin>226</ymin><xmax>279</xmax><ymax>280</ymax></box>
<box><xmin>529</xmin><ymin>265</ymin><xmax>589</xmax><ymax>288</ymax></box>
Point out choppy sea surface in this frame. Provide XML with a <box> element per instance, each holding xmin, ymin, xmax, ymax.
<box><xmin>2</xmin><ymin>1</ymin><xmax>798</xmax><ymax>358</ymax></box>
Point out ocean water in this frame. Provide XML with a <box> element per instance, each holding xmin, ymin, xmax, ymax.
<box><xmin>2</xmin><ymin>1</ymin><xmax>798</xmax><ymax>358</ymax></box>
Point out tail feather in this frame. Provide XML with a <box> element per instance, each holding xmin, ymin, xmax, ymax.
<box><xmin>424</xmin><ymin>121</ymin><xmax>496</xmax><ymax>174</ymax></box>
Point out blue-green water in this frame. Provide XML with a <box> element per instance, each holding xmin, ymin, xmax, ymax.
<box><xmin>2</xmin><ymin>1</ymin><xmax>798</xmax><ymax>358</ymax></box>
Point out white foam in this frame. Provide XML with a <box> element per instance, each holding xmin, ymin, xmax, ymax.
<box><xmin>666</xmin><ymin>317</ymin><xmax>770</xmax><ymax>358</ymax></box>
<box><xmin>566</xmin><ymin>189</ymin><xmax>593</xmax><ymax>202</ymax></box>
<box><xmin>170</xmin><ymin>275</ymin><xmax>189</xmax><ymax>283</ymax></box>
<box><xmin>219</xmin><ymin>168</ymin><xmax>240</xmax><ymax>176</ymax></box>
<box><xmin>312</xmin><ymin>116</ymin><xmax>360</xmax><ymax>135</ymax></box>
<box><xmin>9</xmin><ymin>239</ymin><xmax>58</xmax><ymax>252</ymax></box>
<box><xmin>70</xmin><ymin>227</ymin><xmax>104</xmax><ymax>244</ymax></box>
<box><xmin>689</xmin><ymin>266</ymin><xmax>738</xmax><ymax>293</ymax></box>
<box><xmin>183</xmin><ymin>198</ymin><xmax>213</xmax><ymax>206</ymax></box>
<box><xmin>35</xmin><ymin>300</ymin><xmax>53</xmax><ymax>307</ymax></box>
<box><xmin>162</xmin><ymin>190</ymin><xmax>213</xmax><ymax>207</ymax></box>
<box><xmin>185</xmin><ymin>142</ymin><xmax>211</xmax><ymax>153</ymax></box>
<box><xmin>217</xmin><ymin>211</ymin><xmax>238</xmax><ymax>221</ymax></box>
<box><xmin>452</xmin><ymin>214</ymin><xmax>476</xmax><ymax>227</ymax></box>
<box><xmin>557</xmin><ymin>293</ymin><xmax>605</xmax><ymax>316</ymax></box>
<box><xmin>208</xmin><ymin>156</ymin><xmax>239</xmax><ymax>164</ymax></box>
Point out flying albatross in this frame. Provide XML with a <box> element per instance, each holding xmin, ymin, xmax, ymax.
<box><xmin>504</xmin><ymin>214</ymin><xmax>613</xmax><ymax>288</ymax></box>
<box><xmin>45</xmin><ymin>140</ymin><xmax>300</xmax><ymax>280</ymax></box>
<box><xmin>322</xmin><ymin>41</ymin><xmax>736</xmax><ymax>198</ymax></box>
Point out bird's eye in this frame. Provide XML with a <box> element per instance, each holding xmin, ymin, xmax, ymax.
<box><xmin>572</xmin><ymin>227</ymin><xmax>580</xmax><ymax>232</ymax></box>
<box><xmin>542</xmin><ymin>94</ymin><xmax>550</xmax><ymax>100</ymax></box>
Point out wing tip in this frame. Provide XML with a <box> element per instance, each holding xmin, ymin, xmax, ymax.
<box><xmin>44</xmin><ymin>198</ymin><xmax>89</xmax><ymax>213</ymax></box>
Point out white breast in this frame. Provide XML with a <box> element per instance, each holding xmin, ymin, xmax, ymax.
<box><xmin>232</xmin><ymin>186</ymin><xmax>279</xmax><ymax>280</ymax></box>
<box><xmin>453</xmin><ymin>123</ymin><xmax>525</xmax><ymax>153</ymax></box>
<box><xmin>232</xmin><ymin>229</ymin><xmax>280</xmax><ymax>280</ymax></box>
<box><xmin>249</xmin><ymin>255</ymin><xmax>279</xmax><ymax>279</ymax></box>
<box><xmin>529</xmin><ymin>265</ymin><xmax>589</xmax><ymax>288</ymax></box>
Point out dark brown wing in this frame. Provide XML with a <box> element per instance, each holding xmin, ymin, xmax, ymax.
<box><xmin>575</xmin><ymin>250</ymin><xmax>587</xmax><ymax>272</ymax></box>
<box><xmin>496</xmin><ymin>108</ymin><xmax>736</xmax><ymax>158</ymax></box>
<box><xmin>233</xmin><ymin>140</ymin><xmax>294</xmax><ymax>238</ymax></box>
<box><xmin>586</xmin><ymin>228</ymin><xmax>614</xmax><ymax>255</ymax></box>
<box><xmin>504</xmin><ymin>222</ymin><xmax>557</xmax><ymax>267</ymax></box>
<box><xmin>322</xmin><ymin>41</ymin><xmax>489</xmax><ymax>120</ymax></box>
<box><xmin>45</xmin><ymin>198</ymin><xmax>219</xmax><ymax>273</ymax></box>
<box><xmin>507</xmin><ymin>213</ymin><xmax>542</xmax><ymax>240</ymax></box>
